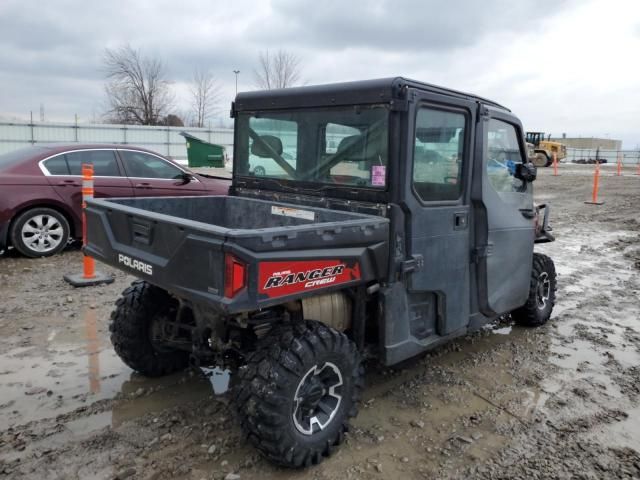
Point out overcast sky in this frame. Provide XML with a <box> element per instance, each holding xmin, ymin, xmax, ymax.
<box><xmin>1</xmin><ymin>0</ymin><xmax>639</xmax><ymax>147</ymax></box>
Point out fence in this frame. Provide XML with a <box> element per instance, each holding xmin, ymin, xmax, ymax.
<box><xmin>2</xmin><ymin>121</ymin><xmax>639</xmax><ymax>168</ymax></box>
<box><xmin>566</xmin><ymin>148</ymin><xmax>640</xmax><ymax>165</ymax></box>
<box><xmin>0</xmin><ymin>120</ymin><xmax>235</xmax><ymax>164</ymax></box>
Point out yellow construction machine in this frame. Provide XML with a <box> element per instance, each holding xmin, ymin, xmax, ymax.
<box><xmin>525</xmin><ymin>132</ymin><xmax>567</xmax><ymax>167</ymax></box>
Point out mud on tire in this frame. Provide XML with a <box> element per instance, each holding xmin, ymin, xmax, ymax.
<box><xmin>234</xmin><ymin>320</ymin><xmax>364</xmax><ymax>468</ymax></box>
<box><xmin>109</xmin><ymin>280</ymin><xmax>189</xmax><ymax>377</ymax></box>
<box><xmin>512</xmin><ymin>253</ymin><xmax>557</xmax><ymax>327</ymax></box>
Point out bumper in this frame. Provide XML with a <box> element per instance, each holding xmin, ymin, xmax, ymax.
<box><xmin>0</xmin><ymin>220</ymin><xmax>9</xmax><ymax>253</ymax></box>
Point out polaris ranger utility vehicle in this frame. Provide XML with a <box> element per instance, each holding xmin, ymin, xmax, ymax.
<box><xmin>85</xmin><ymin>77</ymin><xmax>556</xmax><ymax>468</ymax></box>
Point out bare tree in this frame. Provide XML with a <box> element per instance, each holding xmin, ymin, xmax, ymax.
<box><xmin>103</xmin><ymin>44</ymin><xmax>174</xmax><ymax>125</ymax></box>
<box><xmin>189</xmin><ymin>68</ymin><xmax>220</xmax><ymax>128</ymax></box>
<box><xmin>253</xmin><ymin>49</ymin><xmax>302</xmax><ymax>90</ymax></box>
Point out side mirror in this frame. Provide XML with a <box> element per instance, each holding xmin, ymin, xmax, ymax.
<box><xmin>515</xmin><ymin>162</ymin><xmax>537</xmax><ymax>182</ymax></box>
<box><xmin>178</xmin><ymin>172</ymin><xmax>194</xmax><ymax>184</ymax></box>
<box><xmin>251</xmin><ymin>135</ymin><xmax>283</xmax><ymax>158</ymax></box>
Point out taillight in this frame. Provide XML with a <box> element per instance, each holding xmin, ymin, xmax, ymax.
<box><xmin>224</xmin><ymin>253</ymin><xmax>247</xmax><ymax>298</ymax></box>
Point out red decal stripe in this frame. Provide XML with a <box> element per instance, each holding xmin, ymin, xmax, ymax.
<box><xmin>258</xmin><ymin>260</ymin><xmax>361</xmax><ymax>298</ymax></box>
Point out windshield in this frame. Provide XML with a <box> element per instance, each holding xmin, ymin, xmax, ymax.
<box><xmin>235</xmin><ymin>105</ymin><xmax>389</xmax><ymax>188</ymax></box>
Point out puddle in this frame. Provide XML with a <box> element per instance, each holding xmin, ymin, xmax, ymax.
<box><xmin>540</xmin><ymin>221</ymin><xmax>640</xmax><ymax>414</ymax></box>
<box><xmin>0</xmin><ymin>345</ymin><xmax>131</xmax><ymax>429</ymax></box>
<box><xmin>110</xmin><ymin>367</ymin><xmax>229</xmax><ymax>428</ymax></box>
<box><xmin>0</xmin><ymin>308</ymin><xmax>231</xmax><ymax>431</ymax></box>
<box><xmin>550</xmin><ymin>339</ymin><xmax>603</xmax><ymax>370</ymax></box>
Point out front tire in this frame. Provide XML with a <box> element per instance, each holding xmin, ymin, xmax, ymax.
<box><xmin>10</xmin><ymin>207</ymin><xmax>70</xmax><ymax>257</ymax></box>
<box><xmin>109</xmin><ymin>280</ymin><xmax>190</xmax><ymax>377</ymax></box>
<box><xmin>234</xmin><ymin>320</ymin><xmax>364</xmax><ymax>468</ymax></box>
<box><xmin>512</xmin><ymin>253</ymin><xmax>557</xmax><ymax>326</ymax></box>
<box><xmin>532</xmin><ymin>152</ymin><xmax>549</xmax><ymax>168</ymax></box>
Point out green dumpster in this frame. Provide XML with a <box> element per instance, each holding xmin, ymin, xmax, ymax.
<box><xmin>180</xmin><ymin>132</ymin><xmax>225</xmax><ymax>168</ymax></box>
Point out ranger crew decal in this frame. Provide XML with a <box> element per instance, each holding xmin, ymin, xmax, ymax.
<box><xmin>258</xmin><ymin>260</ymin><xmax>361</xmax><ymax>298</ymax></box>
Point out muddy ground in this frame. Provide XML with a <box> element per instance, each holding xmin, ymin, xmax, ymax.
<box><xmin>1</xmin><ymin>164</ymin><xmax>639</xmax><ymax>479</ymax></box>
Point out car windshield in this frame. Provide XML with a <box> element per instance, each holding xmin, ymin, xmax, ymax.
<box><xmin>235</xmin><ymin>105</ymin><xmax>389</xmax><ymax>188</ymax></box>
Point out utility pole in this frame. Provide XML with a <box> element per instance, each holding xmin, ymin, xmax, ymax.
<box><xmin>233</xmin><ymin>70</ymin><xmax>240</xmax><ymax>96</ymax></box>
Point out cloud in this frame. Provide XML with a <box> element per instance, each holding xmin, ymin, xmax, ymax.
<box><xmin>249</xmin><ymin>0</ymin><xmax>570</xmax><ymax>52</ymax></box>
<box><xmin>0</xmin><ymin>0</ymin><xmax>638</xmax><ymax>146</ymax></box>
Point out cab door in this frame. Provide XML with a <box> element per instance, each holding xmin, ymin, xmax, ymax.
<box><xmin>473</xmin><ymin>107</ymin><xmax>535</xmax><ymax>316</ymax></box>
<box><xmin>405</xmin><ymin>95</ymin><xmax>475</xmax><ymax>337</ymax></box>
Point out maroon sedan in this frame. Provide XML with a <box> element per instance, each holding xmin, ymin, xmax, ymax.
<box><xmin>0</xmin><ymin>144</ymin><xmax>230</xmax><ymax>257</ymax></box>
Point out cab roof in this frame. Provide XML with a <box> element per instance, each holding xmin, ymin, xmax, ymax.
<box><xmin>233</xmin><ymin>77</ymin><xmax>510</xmax><ymax>113</ymax></box>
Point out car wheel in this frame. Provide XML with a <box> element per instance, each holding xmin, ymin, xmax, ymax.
<box><xmin>253</xmin><ymin>166</ymin><xmax>266</xmax><ymax>176</ymax></box>
<box><xmin>10</xmin><ymin>207</ymin><xmax>70</xmax><ymax>258</ymax></box>
<box><xmin>234</xmin><ymin>320</ymin><xmax>364</xmax><ymax>468</ymax></box>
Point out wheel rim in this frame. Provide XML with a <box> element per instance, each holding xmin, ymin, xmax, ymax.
<box><xmin>21</xmin><ymin>214</ymin><xmax>64</xmax><ymax>253</ymax></box>
<box><xmin>536</xmin><ymin>272</ymin><xmax>551</xmax><ymax>309</ymax></box>
<box><xmin>254</xmin><ymin>166</ymin><xmax>266</xmax><ymax>176</ymax></box>
<box><xmin>293</xmin><ymin>362</ymin><xmax>343</xmax><ymax>436</ymax></box>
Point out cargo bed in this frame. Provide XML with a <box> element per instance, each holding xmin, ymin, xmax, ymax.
<box><xmin>85</xmin><ymin>196</ymin><xmax>389</xmax><ymax>312</ymax></box>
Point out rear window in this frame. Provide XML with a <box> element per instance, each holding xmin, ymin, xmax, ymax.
<box><xmin>0</xmin><ymin>146</ymin><xmax>49</xmax><ymax>171</ymax></box>
<box><xmin>43</xmin><ymin>155</ymin><xmax>70</xmax><ymax>175</ymax></box>
<box><xmin>236</xmin><ymin>105</ymin><xmax>389</xmax><ymax>189</ymax></box>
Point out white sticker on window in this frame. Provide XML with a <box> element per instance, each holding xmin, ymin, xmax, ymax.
<box><xmin>371</xmin><ymin>165</ymin><xmax>386</xmax><ymax>186</ymax></box>
<box><xmin>271</xmin><ymin>206</ymin><xmax>316</xmax><ymax>221</ymax></box>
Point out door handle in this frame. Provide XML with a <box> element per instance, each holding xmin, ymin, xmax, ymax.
<box><xmin>453</xmin><ymin>212</ymin><xmax>468</xmax><ymax>230</ymax></box>
<box><xmin>57</xmin><ymin>180</ymin><xmax>79</xmax><ymax>186</ymax></box>
<box><xmin>135</xmin><ymin>183</ymin><xmax>152</xmax><ymax>189</ymax></box>
<box><xmin>519</xmin><ymin>208</ymin><xmax>536</xmax><ymax>219</ymax></box>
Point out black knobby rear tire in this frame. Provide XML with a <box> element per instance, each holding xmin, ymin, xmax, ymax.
<box><xmin>512</xmin><ymin>253</ymin><xmax>557</xmax><ymax>326</ymax></box>
<box><xmin>234</xmin><ymin>320</ymin><xmax>364</xmax><ymax>468</ymax></box>
<box><xmin>109</xmin><ymin>280</ymin><xmax>189</xmax><ymax>377</ymax></box>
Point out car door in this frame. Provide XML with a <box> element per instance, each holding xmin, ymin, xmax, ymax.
<box><xmin>473</xmin><ymin>107</ymin><xmax>535</xmax><ymax>316</ymax></box>
<box><xmin>405</xmin><ymin>95</ymin><xmax>475</xmax><ymax>337</ymax></box>
<box><xmin>44</xmin><ymin>149</ymin><xmax>135</xmax><ymax>224</ymax></box>
<box><xmin>118</xmin><ymin>149</ymin><xmax>205</xmax><ymax>196</ymax></box>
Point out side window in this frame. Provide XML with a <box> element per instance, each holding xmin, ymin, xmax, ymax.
<box><xmin>412</xmin><ymin>108</ymin><xmax>466</xmax><ymax>202</ymax></box>
<box><xmin>43</xmin><ymin>155</ymin><xmax>70</xmax><ymax>175</ymax></box>
<box><xmin>486</xmin><ymin>119</ymin><xmax>525</xmax><ymax>195</ymax></box>
<box><xmin>65</xmin><ymin>150</ymin><xmax>120</xmax><ymax>176</ymax></box>
<box><xmin>120</xmin><ymin>151</ymin><xmax>183</xmax><ymax>179</ymax></box>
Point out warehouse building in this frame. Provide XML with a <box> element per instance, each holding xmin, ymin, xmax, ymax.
<box><xmin>549</xmin><ymin>135</ymin><xmax>622</xmax><ymax>151</ymax></box>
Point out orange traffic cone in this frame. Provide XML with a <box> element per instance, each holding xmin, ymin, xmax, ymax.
<box><xmin>585</xmin><ymin>161</ymin><xmax>604</xmax><ymax>205</ymax></box>
<box><xmin>64</xmin><ymin>163</ymin><xmax>114</xmax><ymax>287</ymax></box>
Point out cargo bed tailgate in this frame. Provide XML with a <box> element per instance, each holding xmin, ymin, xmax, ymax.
<box><xmin>85</xmin><ymin>196</ymin><xmax>389</xmax><ymax>312</ymax></box>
